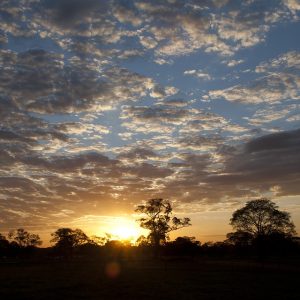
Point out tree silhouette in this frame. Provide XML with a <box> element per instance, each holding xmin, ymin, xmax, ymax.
<box><xmin>8</xmin><ymin>228</ymin><xmax>42</xmax><ymax>248</ymax></box>
<box><xmin>136</xmin><ymin>235</ymin><xmax>151</xmax><ymax>247</ymax></box>
<box><xmin>135</xmin><ymin>198</ymin><xmax>191</xmax><ymax>254</ymax></box>
<box><xmin>230</xmin><ymin>198</ymin><xmax>296</xmax><ymax>238</ymax></box>
<box><xmin>226</xmin><ymin>230</ymin><xmax>253</xmax><ymax>247</ymax></box>
<box><xmin>51</xmin><ymin>228</ymin><xmax>89</xmax><ymax>257</ymax></box>
<box><xmin>166</xmin><ymin>236</ymin><xmax>200</xmax><ymax>256</ymax></box>
<box><xmin>0</xmin><ymin>234</ymin><xmax>10</xmax><ymax>257</ymax></box>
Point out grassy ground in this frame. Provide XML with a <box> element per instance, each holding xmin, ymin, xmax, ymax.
<box><xmin>0</xmin><ymin>258</ymin><xmax>299</xmax><ymax>299</ymax></box>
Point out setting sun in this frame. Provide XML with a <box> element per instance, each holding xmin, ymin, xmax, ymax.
<box><xmin>106</xmin><ymin>218</ymin><xmax>146</xmax><ymax>242</ymax></box>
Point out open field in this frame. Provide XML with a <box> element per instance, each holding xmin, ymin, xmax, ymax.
<box><xmin>0</xmin><ymin>258</ymin><xmax>299</xmax><ymax>300</ymax></box>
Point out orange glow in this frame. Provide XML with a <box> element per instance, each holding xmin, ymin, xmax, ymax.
<box><xmin>105</xmin><ymin>218</ymin><xmax>147</xmax><ymax>243</ymax></box>
<box><xmin>105</xmin><ymin>262</ymin><xmax>121</xmax><ymax>279</ymax></box>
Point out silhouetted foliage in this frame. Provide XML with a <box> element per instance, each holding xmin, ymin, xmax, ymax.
<box><xmin>0</xmin><ymin>234</ymin><xmax>10</xmax><ymax>257</ymax></box>
<box><xmin>229</xmin><ymin>198</ymin><xmax>297</xmax><ymax>258</ymax></box>
<box><xmin>164</xmin><ymin>236</ymin><xmax>201</xmax><ymax>257</ymax></box>
<box><xmin>0</xmin><ymin>198</ymin><xmax>298</xmax><ymax>262</ymax></box>
<box><xmin>201</xmin><ymin>241</ymin><xmax>231</xmax><ymax>257</ymax></box>
<box><xmin>76</xmin><ymin>242</ymin><xmax>102</xmax><ymax>257</ymax></box>
<box><xmin>230</xmin><ymin>198</ymin><xmax>296</xmax><ymax>238</ymax></box>
<box><xmin>136</xmin><ymin>235</ymin><xmax>151</xmax><ymax>246</ymax></box>
<box><xmin>8</xmin><ymin>228</ymin><xmax>42</xmax><ymax>248</ymax></box>
<box><xmin>226</xmin><ymin>231</ymin><xmax>253</xmax><ymax>247</ymax></box>
<box><xmin>90</xmin><ymin>235</ymin><xmax>110</xmax><ymax>246</ymax></box>
<box><xmin>135</xmin><ymin>198</ymin><xmax>191</xmax><ymax>254</ymax></box>
<box><xmin>50</xmin><ymin>228</ymin><xmax>90</xmax><ymax>257</ymax></box>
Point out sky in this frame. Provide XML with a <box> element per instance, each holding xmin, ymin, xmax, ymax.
<box><xmin>1</xmin><ymin>0</ymin><xmax>300</xmax><ymax>246</ymax></box>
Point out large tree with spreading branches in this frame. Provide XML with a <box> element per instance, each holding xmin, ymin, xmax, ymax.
<box><xmin>229</xmin><ymin>198</ymin><xmax>296</xmax><ymax>239</ymax></box>
<box><xmin>135</xmin><ymin>198</ymin><xmax>191</xmax><ymax>252</ymax></box>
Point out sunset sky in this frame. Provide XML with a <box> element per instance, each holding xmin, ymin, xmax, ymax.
<box><xmin>1</xmin><ymin>0</ymin><xmax>300</xmax><ymax>246</ymax></box>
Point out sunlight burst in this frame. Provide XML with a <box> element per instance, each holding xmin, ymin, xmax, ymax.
<box><xmin>107</xmin><ymin>218</ymin><xmax>146</xmax><ymax>242</ymax></box>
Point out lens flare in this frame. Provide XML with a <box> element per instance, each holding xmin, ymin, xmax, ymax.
<box><xmin>105</xmin><ymin>262</ymin><xmax>121</xmax><ymax>279</ymax></box>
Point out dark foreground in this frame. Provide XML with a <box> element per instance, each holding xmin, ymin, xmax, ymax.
<box><xmin>0</xmin><ymin>258</ymin><xmax>299</xmax><ymax>300</ymax></box>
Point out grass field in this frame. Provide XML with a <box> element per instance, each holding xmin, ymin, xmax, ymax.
<box><xmin>0</xmin><ymin>258</ymin><xmax>299</xmax><ymax>299</ymax></box>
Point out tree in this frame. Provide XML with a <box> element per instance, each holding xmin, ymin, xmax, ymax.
<box><xmin>226</xmin><ymin>231</ymin><xmax>253</xmax><ymax>247</ymax></box>
<box><xmin>135</xmin><ymin>198</ymin><xmax>191</xmax><ymax>252</ymax></box>
<box><xmin>51</xmin><ymin>228</ymin><xmax>89</xmax><ymax>248</ymax></box>
<box><xmin>0</xmin><ymin>234</ymin><xmax>10</xmax><ymax>257</ymax></box>
<box><xmin>136</xmin><ymin>235</ymin><xmax>151</xmax><ymax>247</ymax></box>
<box><xmin>166</xmin><ymin>236</ymin><xmax>200</xmax><ymax>256</ymax></box>
<box><xmin>50</xmin><ymin>228</ymin><xmax>90</xmax><ymax>257</ymax></box>
<box><xmin>230</xmin><ymin>198</ymin><xmax>296</xmax><ymax>238</ymax></box>
<box><xmin>8</xmin><ymin>228</ymin><xmax>42</xmax><ymax>248</ymax></box>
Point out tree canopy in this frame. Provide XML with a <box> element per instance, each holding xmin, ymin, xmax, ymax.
<box><xmin>50</xmin><ymin>228</ymin><xmax>90</xmax><ymax>251</ymax></box>
<box><xmin>230</xmin><ymin>198</ymin><xmax>296</xmax><ymax>238</ymax></box>
<box><xmin>8</xmin><ymin>228</ymin><xmax>42</xmax><ymax>248</ymax></box>
<box><xmin>135</xmin><ymin>198</ymin><xmax>191</xmax><ymax>248</ymax></box>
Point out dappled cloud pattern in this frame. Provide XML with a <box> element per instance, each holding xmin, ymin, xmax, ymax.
<box><xmin>0</xmin><ymin>0</ymin><xmax>300</xmax><ymax>234</ymax></box>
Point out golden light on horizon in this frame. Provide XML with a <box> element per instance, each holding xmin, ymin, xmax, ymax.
<box><xmin>104</xmin><ymin>218</ymin><xmax>147</xmax><ymax>243</ymax></box>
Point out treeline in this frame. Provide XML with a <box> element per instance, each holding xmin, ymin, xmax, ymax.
<box><xmin>1</xmin><ymin>198</ymin><xmax>300</xmax><ymax>260</ymax></box>
<box><xmin>0</xmin><ymin>227</ymin><xmax>299</xmax><ymax>260</ymax></box>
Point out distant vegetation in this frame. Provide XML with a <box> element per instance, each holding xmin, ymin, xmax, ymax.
<box><xmin>0</xmin><ymin>198</ymin><xmax>299</xmax><ymax>260</ymax></box>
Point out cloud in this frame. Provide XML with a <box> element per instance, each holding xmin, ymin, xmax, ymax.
<box><xmin>177</xmin><ymin>134</ymin><xmax>223</xmax><ymax>151</ymax></box>
<box><xmin>0</xmin><ymin>1</ymin><xmax>35</xmax><ymax>38</ymax></box>
<box><xmin>113</xmin><ymin>4</ymin><xmax>142</xmax><ymax>27</ymax></box>
<box><xmin>179</xmin><ymin>111</ymin><xmax>248</xmax><ymax>134</ymax></box>
<box><xmin>245</xmin><ymin>104</ymin><xmax>299</xmax><ymax>126</ymax></box>
<box><xmin>283</xmin><ymin>0</ymin><xmax>300</xmax><ymax>13</ymax></box>
<box><xmin>1</xmin><ymin>0</ymin><xmax>298</xmax><ymax>61</ymax></box>
<box><xmin>0</xmin><ymin>49</ymin><xmax>171</xmax><ymax>114</ymax></box>
<box><xmin>184</xmin><ymin>69</ymin><xmax>212</xmax><ymax>81</ymax></box>
<box><xmin>121</xmin><ymin>105</ymin><xmax>193</xmax><ymax>125</ymax></box>
<box><xmin>117</xmin><ymin>147</ymin><xmax>159</xmax><ymax>161</ymax></box>
<box><xmin>57</xmin><ymin>122</ymin><xmax>109</xmax><ymax>136</ymax></box>
<box><xmin>207</xmin><ymin>129</ymin><xmax>300</xmax><ymax>197</ymax></box>
<box><xmin>210</xmin><ymin>51</ymin><xmax>300</xmax><ymax>104</ymax></box>
<box><xmin>41</xmin><ymin>0</ymin><xmax>101</xmax><ymax>26</ymax></box>
<box><xmin>209</xmin><ymin>72</ymin><xmax>300</xmax><ymax>104</ymax></box>
<box><xmin>149</xmin><ymin>128</ymin><xmax>300</xmax><ymax>204</ymax></box>
<box><xmin>222</xmin><ymin>59</ymin><xmax>244</xmax><ymax>67</ymax></box>
<box><xmin>1</xmin><ymin>0</ymin><xmax>300</xmax><ymax>232</ymax></box>
<box><xmin>216</xmin><ymin>11</ymin><xmax>268</xmax><ymax>48</ymax></box>
<box><xmin>162</xmin><ymin>99</ymin><xmax>189</xmax><ymax>107</ymax></box>
<box><xmin>34</xmin><ymin>0</ymin><xmax>115</xmax><ymax>41</ymax></box>
<box><xmin>0</xmin><ymin>30</ymin><xmax>7</xmax><ymax>44</ymax></box>
<box><xmin>131</xmin><ymin>0</ymin><xmax>296</xmax><ymax>58</ymax></box>
<box><xmin>255</xmin><ymin>51</ymin><xmax>300</xmax><ymax>72</ymax></box>
<box><xmin>287</xmin><ymin>114</ymin><xmax>300</xmax><ymax>122</ymax></box>
<box><xmin>139</xmin><ymin>35</ymin><xmax>158</xmax><ymax>49</ymax></box>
